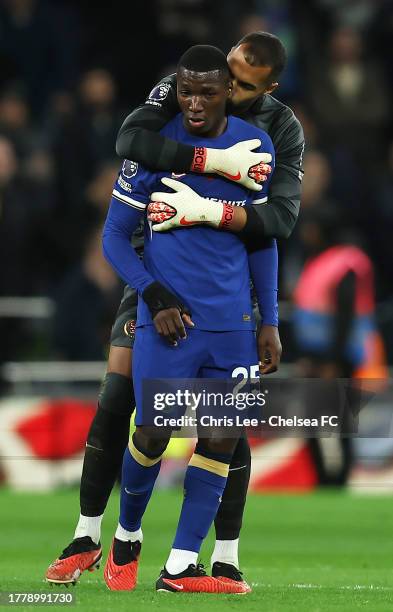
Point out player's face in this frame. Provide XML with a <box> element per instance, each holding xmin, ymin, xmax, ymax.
<box><xmin>177</xmin><ymin>68</ymin><xmax>231</xmax><ymax>138</ymax></box>
<box><xmin>227</xmin><ymin>44</ymin><xmax>278</xmax><ymax>112</ymax></box>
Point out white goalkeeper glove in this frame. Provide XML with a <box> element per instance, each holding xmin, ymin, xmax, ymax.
<box><xmin>148</xmin><ymin>177</ymin><xmax>233</xmax><ymax>232</ymax></box>
<box><xmin>190</xmin><ymin>138</ymin><xmax>272</xmax><ymax>191</ymax></box>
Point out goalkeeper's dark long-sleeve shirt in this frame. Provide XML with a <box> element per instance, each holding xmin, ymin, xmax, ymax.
<box><xmin>116</xmin><ymin>74</ymin><xmax>304</xmax><ymax>241</ymax></box>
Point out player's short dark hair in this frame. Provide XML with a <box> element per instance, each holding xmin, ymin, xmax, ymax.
<box><xmin>177</xmin><ymin>45</ymin><xmax>230</xmax><ymax>78</ymax></box>
<box><xmin>236</xmin><ymin>32</ymin><xmax>287</xmax><ymax>82</ymax></box>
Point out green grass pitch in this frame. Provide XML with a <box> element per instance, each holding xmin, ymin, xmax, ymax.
<box><xmin>0</xmin><ymin>488</ymin><xmax>392</xmax><ymax>611</ymax></box>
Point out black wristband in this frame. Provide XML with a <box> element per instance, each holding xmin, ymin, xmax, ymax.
<box><xmin>239</xmin><ymin>207</ymin><xmax>265</xmax><ymax>238</ymax></box>
<box><xmin>142</xmin><ymin>281</ymin><xmax>191</xmax><ymax>319</ymax></box>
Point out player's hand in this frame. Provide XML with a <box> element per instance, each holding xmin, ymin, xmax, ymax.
<box><xmin>153</xmin><ymin>308</ymin><xmax>194</xmax><ymax>346</ymax></box>
<box><xmin>193</xmin><ymin>139</ymin><xmax>272</xmax><ymax>191</ymax></box>
<box><xmin>142</xmin><ymin>281</ymin><xmax>194</xmax><ymax>345</ymax></box>
<box><xmin>258</xmin><ymin>325</ymin><xmax>282</xmax><ymax>374</ymax></box>
<box><xmin>148</xmin><ymin>177</ymin><xmax>224</xmax><ymax>231</ymax></box>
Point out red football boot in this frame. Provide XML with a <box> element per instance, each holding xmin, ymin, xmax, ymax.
<box><xmin>156</xmin><ymin>563</ymin><xmax>249</xmax><ymax>594</ymax></box>
<box><xmin>104</xmin><ymin>538</ymin><xmax>141</xmax><ymax>591</ymax></box>
<box><xmin>212</xmin><ymin>561</ymin><xmax>252</xmax><ymax>593</ymax></box>
<box><xmin>45</xmin><ymin>537</ymin><xmax>102</xmax><ymax>585</ymax></box>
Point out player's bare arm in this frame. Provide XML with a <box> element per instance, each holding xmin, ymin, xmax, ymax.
<box><xmin>258</xmin><ymin>324</ymin><xmax>282</xmax><ymax>374</ymax></box>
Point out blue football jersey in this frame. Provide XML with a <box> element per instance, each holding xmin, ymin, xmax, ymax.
<box><xmin>111</xmin><ymin>113</ymin><xmax>275</xmax><ymax>331</ymax></box>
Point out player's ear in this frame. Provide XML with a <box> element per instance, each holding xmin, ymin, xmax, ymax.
<box><xmin>227</xmin><ymin>78</ymin><xmax>233</xmax><ymax>100</ymax></box>
<box><xmin>265</xmin><ymin>81</ymin><xmax>279</xmax><ymax>95</ymax></box>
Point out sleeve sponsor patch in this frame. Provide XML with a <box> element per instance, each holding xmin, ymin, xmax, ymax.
<box><xmin>118</xmin><ymin>175</ymin><xmax>133</xmax><ymax>193</ymax></box>
<box><xmin>146</xmin><ymin>82</ymin><xmax>171</xmax><ymax>106</ymax></box>
<box><xmin>122</xmin><ymin>159</ymin><xmax>138</xmax><ymax>178</ymax></box>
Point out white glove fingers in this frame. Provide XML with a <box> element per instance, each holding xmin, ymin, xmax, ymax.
<box><xmin>244</xmin><ymin>138</ymin><xmax>262</xmax><ymax>151</ymax></box>
<box><xmin>152</xmin><ymin>222</ymin><xmax>169</xmax><ymax>232</ymax></box>
<box><xmin>247</xmin><ymin>181</ymin><xmax>263</xmax><ymax>192</ymax></box>
<box><xmin>257</xmin><ymin>152</ymin><xmax>272</xmax><ymax>163</ymax></box>
<box><xmin>160</xmin><ymin>177</ymin><xmax>188</xmax><ymax>191</ymax></box>
<box><xmin>150</xmin><ymin>191</ymin><xmax>172</xmax><ymax>202</ymax></box>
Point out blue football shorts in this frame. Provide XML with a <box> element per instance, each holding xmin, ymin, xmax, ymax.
<box><xmin>132</xmin><ymin>325</ymin><xmax>258</xmax><ymax>426</ymax></box>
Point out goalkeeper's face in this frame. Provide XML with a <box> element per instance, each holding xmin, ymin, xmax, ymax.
<box><xmin>227</xmin><ymin>44</ymin><xmax>278</xmax><ymax>112</ymax></box>
<box><xmin>177</xmin><ymin>67</ymin><xmax>232</xmax><ymax>138</ymax></box>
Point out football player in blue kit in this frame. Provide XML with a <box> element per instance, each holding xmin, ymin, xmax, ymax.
<box><xmin>101</xmin><ymin>45</ymin><xmax>277</xmax><ymax>594</ymax></box>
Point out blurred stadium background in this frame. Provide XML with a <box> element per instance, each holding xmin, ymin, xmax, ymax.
<box><xmin>1</xmin><ymin>0</ymin><xmax>393</xmax><ymax>491</ymax></box>
<box><xmin>0</xmin><ymin>0</ymin><xmax>393</xmax><ymax>611</ymax></box>
<box><xmin>1</xmin><ymin>1</ymin><xmax>393</xmax><ymax>607</ymax></box>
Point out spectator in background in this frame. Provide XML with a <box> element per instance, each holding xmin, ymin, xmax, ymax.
<box><xmin>314</xmin><ymin>0</ymin><xmax>378</xmax><ymax>31</ymax></box>
<box><xmin>0</xmin><ymin>0</ymin><xmax>79</xmax><ymax>116</ymax></box>
<box><xmin>0</xmin><ymin>136</ymin><xmax>24</xmax><ymax>363</ymax></box>
<box><xmin>299</xmin><ymin>150</ymin><xmax>332</xmax><ymax>211</ymax></box>
<box><xmin>292</xmin><ymin>205</ymin><xmax>387</xmax><ymax>485</ymax></box>
<box><xmin>0</xmin><ymin>136</ymin><xmax>34</xmax><ymax>294</ymax></box>
<box><xmin>0</xmin><ymin>79</ymin><xmax>62</xmax><ymax>294</ymax></box>
<box><xmin>22</xmin><ymin>146</ymin><xmax>60</xmax><ymax>291</ymax></box>
<box><xmin>53</xmin><ymin>161</ymin><xmax>119</xmax><ymax>275</ymax></box>
<box><xmin>370</xmin><ymin>0</ymin><xmax>393</xmax><ymax>96</ymax></box>
<box><xmin>309</xmin><ymin>27</ymin><xmax>389</xmax><ymax>167</ymax></box>
<box><xmin>0</xmin><ymin>88</ymin><xmax>36</xmax><ymax>159</ymax></box>
<box><xmin>154</xmin><ymin>0</ymin><xmax>224</xmax><ymax>79</ymax></box>
<box><xmin>53</xmin><ymin>224</ymin><xmax>123</xmax><ymax>361</ymax></box>
<box><xmin>289</xmin><ymin>103</ymin><xmax>321</xmax><ymax>151</ymax></box>
<box><xmin>281</xmin><ymin>150</ymin><xmax>337</xmax><ymax>297</ymax></box>
<box><xmin>370</xmin><ymin>141</ymin><xmax>393</xmax><ymax>301</ymax></box>
<box><xmin>0</xmin><ymin>135</ymin><xmax>56</xmax><ymax>294</ymax></box>
<box><xmin>54</xmin><ymin>69</ymin><xmax>122</xmax><ymax>212</ymax></box>
<box><xmin>84</xmin><ymin>161</ymin><xmax>120</xmax><ymax>219</ymax></box>
<box><xmin>298</xmin><ymin>148</ymin><xmax>361</xmax><ymax>224</ymax></box>
<box><xmin>239</xmin><ymin>0</ymin><xmax>300</xmax><ymax>100</ymax></box>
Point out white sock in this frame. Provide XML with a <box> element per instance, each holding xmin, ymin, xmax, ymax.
<box><xmin>73</xmin><ymin>513</ymin><xmax>103</xmax><ymax>544</ymax></box>
<box><xmin>166</xmin><ymin>548</ymin><xmax>198</xmax><ymax>575</ymax></box>
<box><xmin>115</xmin><ymin>523</ymin><xmax>143</xmax><ymax>543</ymax></box>
<box><xmin>211</xmin><ymin>538</ymin><xmax>239</xmax><ymax>569</ymax></box>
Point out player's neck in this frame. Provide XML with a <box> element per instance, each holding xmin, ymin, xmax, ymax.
<box><xmin>231</xmin><ymin>95</ymin><xmax>264</xmax><ymax>117</ymax></box>
<box><xmin>206</xmin><ymin>116</ymin><xmax>228</xmax><ymax>138</ymax></box>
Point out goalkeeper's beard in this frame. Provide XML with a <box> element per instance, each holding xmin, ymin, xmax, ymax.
<box><xmin>227</xmin><ymin>98</ymin><xmax>255</xmax><ymax>117</ymax></box>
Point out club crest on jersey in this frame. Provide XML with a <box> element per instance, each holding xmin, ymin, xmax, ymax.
<box><xmin>122</xmin><ymin>159</ymin><xmax>138</xmax><ymax>178</ymax></box>
<box><xmin>124</xmin><ymin>319</ymin><xmax>136</xmax><ymax>339</ymax></box>
<box><xmin>147</xmin><ymin>83</ymin><xmax>171</xmax><ymax>103</ymax></box>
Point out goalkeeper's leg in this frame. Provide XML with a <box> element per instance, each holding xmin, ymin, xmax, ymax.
<box><xmin>46</xmin><ymin>288</ymin><xmax>137</xmax><ymax>584</ymax></box>
<box><xmin>78</xmin><ymin>350</ymin><xmax>134</xmax><ymax>526</ymax></box>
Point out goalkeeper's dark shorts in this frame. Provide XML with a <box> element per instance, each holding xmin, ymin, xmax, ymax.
<box><xmin>110</xmin><ymin>285</ymin><xmax>138</xmax><ymax>349</ymax></box>
<box><xmin>110</xmin><ymin>285</ymin><xmax>263</xmax><ymax>351</ymax></box>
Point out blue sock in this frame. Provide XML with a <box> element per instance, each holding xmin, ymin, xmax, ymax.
<box><xmin>119</xmin><ymin>437</ymin><xmax>162</xmax><ymax>532</ymax></box>
<box><xmin>172</xmin><ymin>452</ymin><xmax>230</xmax><ymax>553</ymax></box>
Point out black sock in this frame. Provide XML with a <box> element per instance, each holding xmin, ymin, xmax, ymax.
<box><xmin>214</xmin><ymin>435</ymin><xmax>251</xmax><ymax>540</ymax></box>
<box><xmin>80</xmin><ymin>373</ymin><xmax>135</xmax><ymax>516</ymax></box>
